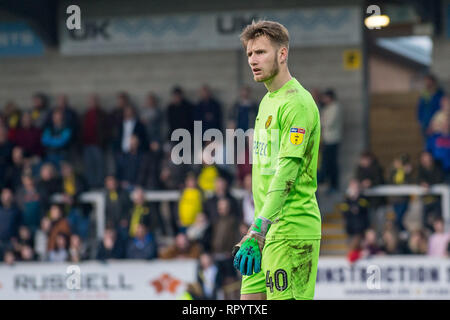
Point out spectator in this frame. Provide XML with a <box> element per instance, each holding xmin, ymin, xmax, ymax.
<box><xmin>236</xmin><ymin>140</ymin><xmax>252</xmax><ymax>187</ymax></box>
<box><xmin>2</xmin><ymin>101</ymin><xmax>21</xmax><ymax>130</ymax></box>
<box><xmin>347</xmin><ymin>235</ymin><xmax>364</xmax><ymax>263</ymax></box>
<box><xmin>49</xmin><ymin>232</ymin><xmax>69</xmax><ymax>262</ymax></box>
<box><xmin>81</xmin><ymin>94</ymin><xmax>108</xmax><ymax>189</ymax></box>
<box><xmin>388</xmin><ymin>154</ymin><xmax>413</xmax><ymax>232</ymax></box>
<box><xmin>428</xmin><ymin>96</ymin><xmax>450</xmax><ymax>136</ymax></box>
<box><xmin>30</xmin><ymin>92</ymin><xmax>50</xmax><ymax>129</ymax></box>
<box><xmin>380</xmin><ymin>229</ymin><xmax>401</xmax><ymax>255</ymax></box>
<box><xmin>178</xmin><ymin>172</ymin><xmax>203</xmax><ymax>230</ymax></box>
<box><xmin>0</xmin><ymin>125</ymin><xmax>13</xmax><ymax>189</ymax></box>
<box><xmin>18</xmin><ymin>245</ymin><xmax>36</xmax><ymax>262</ymax></box>
<box><xmin>16</xmin><ymin>174</ymin><xmax>43</xmax><ymax>234</ymax></box>
<box><xmin>116</xmin><ymin>134</ymin><xmax>145</xmax><ymax>190</ymax></box>
<box><xmin>196</xmin><ymin>252</ymin><xmax>222</xmax><ymax>300</ymax></box>
<box><xmin>404</xmin><ymin>229</ymin><xmax>428</xmax><ymax>255</ymax></box>
<box><xmin>68</xmin><ymin>234</ymin><xmax>87</xmax><ymax>262</ymax></box>
<box><xmin>159</xmin><ymin>232</ymin><xmax>202</xmax><ymax>259</ymax></box>
<box><xmin>355</xmin><ymin>151</ymin><xmax>385</xmax><ymax>190</ymax></box>
<box><xmin>126</xmin><ymin>223</ymin><xmax>157</xmax><ymax>260</ymax></box>
<box><xmin>339</xmin><ymin>179</ymin><xmax>370</xmax><ymax>240</ymax></box>
<box><xmin>11</xmin><ymin>225</ymin><xmax>34</xmax><ymax>259</ymax></box>
<box><xmin>36</xmin><ymin>163</ymin><xmax>61</xmax><ymax>212</ymax></box>
<box><xmin>41</xmin><ymin>109</ymin><xmax>72</xmax><ymax>168</ymax></box>
<box><xmin>126</xmin><ymin>187</ymin><xmax>153</xmax><ymax>238</ymax></box>
<box><xmin>417</xmin><ymin>151</ymin><xmax>444</xmax><ymax>231</ymax></box>
<box><xmin>104</xmin><ymin>175</ymin><xmax>131</xmax><ymax>231</ymax></box>
<box><xmin>47</xmin><ymin>204</ymin><xmax>71</xmax><ymax>252</ymax></box>
<box><xmin>60</xmin><ymin>162</ymin><xmax>90</xmax><ymax>240</ymax></box>
<box><xmin>96</xmin><ymin>228</ymin><xmax>125</xmax><ymax>260</ymax></box>
<box><xmin>0</xmin><ymin>188</ymin><xmax>22</xmax><ymax>255</ymax></box>
<box><xmin>203</xmin><ymin>175</ymin><xmax>239</xmax><ymax>225</ymax></box>
<box><xmin>3</xmin><ymin>249</ymin><xmax>16</xmax><ymax>265</ymax></box>
<box><xmin>197</xmin><ymin>162</ymin><xmax>220</xmax><ymax>194</ymax></box>
<box><xmin>116</xmin><ymin>105</ymin><xmax>148</xmax><ymax>154</ymax></box>
<box><xmin>417</xmin><ymin>74</ymin><xmax>445</xmax><ymax>139</ymax></box>
<box><xmin>186</xmin><ymin>212</ymin><xmax>212</xmax><ymax>252</ymax></box>
<box><xmin>241</xmin><ymin>173</ymin><xmax>255</xmax><ymax>227</ymax></box>
<box><xmin>52</xmin><ymin>94</ymin><xmax>79</xmax><ymax>145</ymax></box>
<box><xmin>34</xmin><ymin>217</ymin><xmax>51</xmax><ymax>261</ymax></box>
<box><xmin>318</xmin><ymin>89</ymin><xmax>343</xmax><ymax>194</ymax></box>
<box><xmin>141</xmin><ymin>93</ymin><xmax>163</xmax><ymax>145</ymax></box>
<box><xmin>230</xmin><ymin>85</ymin><xmax>258</xmax><ymax>132</ymax></box>
<box><xmin>427</xmin><ymin>218</ymin><xmax>450</xmax><ymax>257</ymax></box>
<box><xmin>8</xmin><ymin>111</ymin><xmax>43</xmax><ymax>157</ymax></box>
<box><xmin>108</xmin><ymin>91</ymin><xmax>130</xmax><ymax>147</ymax></box>
<box><xmin>166</xmin><ymin>86</ymin><xmax>194</xmax><ymax>140</ymax></box>
<box><xmin>194</xmin><ymin>85</ymin><xmax>223</xmax><ymax>134</ymax></box>
<box><xmin>138</xmin><ymin>139</ymin><xmax>163</xmax><ymax>190</ymax></box>
<box><xmin>4</xmin><ymin>146</ymin><xmax>27</xmax><ymax>191</ymax></box>
<box><xmin>361</xmin><ymin>228</ymin><xmax>382</xmax><ymax>257</ymax></box>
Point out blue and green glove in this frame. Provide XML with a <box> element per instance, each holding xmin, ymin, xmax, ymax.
<box><xmin>232</xmin><ymin>216</ymin><xmax>272</xmax><ymax>276</ymax></box>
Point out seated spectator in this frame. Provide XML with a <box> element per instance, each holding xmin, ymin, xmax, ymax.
<box><xmin>8</xmin><ymin>111</ymin><xmax>43</xmax><ymax>158</ymax></box>
<box><xmin>36</xmin><ymin>163</ymin><xmax>61</xmax><ymax>212</ymax></box>
<box><xmin>210</xmin><ymin>198</ymin><xmax>240</xmax><ymax>279</ymax></box>
<box><xmin>16</xmin><ymin>174</ymin><xmax>44</xmax><ymax>234</ymax></box>
<box><xmin>81</xmin><ymin>94</ymin><xmax>108</xmax><ymax>189</ymax></box>
<box><xmin>417</xmin><ymin>151</ymin><xmax>444</xmax><ymax>231</ymax></box>
<box><xmin>60</xmin><ymin>162</ymin><xmax>90</xmax><ymax>239</ymax></box>
<box><xmin>186</xmin><ymin>213</ymin><xmax>212</xmax><ymax>252</ymax></box>
<box><xmin>0</xmin><ymin>125</ymin><xmax>14</xmax><ymax>189</ymax></box>
<box><xmin>0</xmin><ymin>188</ymin><xmax>22</xmax><ymax>255</ymax></box>
<box><xmin>178</xmin><ymin>172</ymin><xmax>203</xmax><ymax>230</ymax></box>
<box><xmin>11</xmin><ymin>225</ymin><xmax>34</xmax><ymax>258</ymax></box>
<box><xmin>196</xmin><ymin>252</ymin><xmax>223</xmax><ymax>300</ymax></box>
<box><xmin>4</xmin><ymin>146</ymin><xmax>27</xmax><ymax>192</ymax></box>
<box><xmin>159</xmin><ymin>232</ymin><xmax>202</xmax><ymax>259</ymax></box>
<box><xmin>68</xmin><ymin>234</ymin><xmax>87</xmax><ymax>263</ymax></box>
<box><xmin>34</xmin><ymin>217</ymin><xmax>51</xmax><ymax>261</ymax></box>
<box><xmin>96</xmin><ymin>228</ymin><xmax>125</xmax><ymax>261</ymax></box>
<box><xmin>104</xmin><ymin>175</ymin><xmax>131</xmax><ymax>231</ymax></box>
<box><xmin>18</xmin><ymin>244</ymin><xmax>36</xmax><ymax>262</ymax></box>
<box><xmin>115</xmin><ymin>134</ymin><xmax>145</xmax><ymax>190</ymax></box>
<box><xmin>427</xmin><ymin>218</ymin><xmax>450</xmax><ymax>257</ymax></box>
<box><xmin>388</xmin><ymin>154</ymin><xmax>413</xmax><ymax>232</ymax></box>
<box><xmin>361</xmin><ymin>229</ymin><xmax>382</xmax><ymax>257</ymax></box>
<box><xmin>404</xmin><ymin>229</ymin><xmax>428</xmax><ymax>255</ymax></box>
<box><xmin>339</xmin><ymin>179</ymin><xmax>370</xmax><ymax>240</ymax></box>
<box><xmin>380</xmin><ymin>229</ymin><xmax>401</xmax><ymax>255</ymax></box>
<box><xmin>126</xmin><ymin>223</ymin><xmax>157</xmax><ymax>260</ymax></box>
<box><xmin>49</xmin><ymin>233</ymin><xmax>69</xmax><ymax>262</ymax></box>
<box><xmin>47</xmin><ymin>204</ymin><xmax>71</xmax><ymax>252</ymax></box>
<box><xmin>3</xmin><ymin>249</ymin><xmax>16</xmax><ymax>265</ymax></box>
<box><xmin>355</xmin><ymin>151</ymin><xmax>385</xmax><ymax>190</ymax></box>
<box><xmin>3</xmin><ymin>101</ymin><xmax>21</xmax><ymax>130</ymax></box>
<box><xmin>241</xmin><ymin>173</ymin><xmax>254</xmax><ymax>227</ymax></box>
<box><xmin>41</xmin><ymin>109</ymin><xmax>72</xmax><ymax>168</ymax></box>
<box><xmin>203</xmin><ymin>175</ymin><xmax>239</xmax><ymax>225</ymax></box>
<box><xmin>30</xmin><ymin>92</ymin><xmax>50</xmax><ymax>129</ymax></box>
<box><xmin>126</xmin><ymin>187</ymin><xmax>157</xmax><ymax>238</ymax></box>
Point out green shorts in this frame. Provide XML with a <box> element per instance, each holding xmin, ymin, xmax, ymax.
<box><xmin>240</xmin><ymin>239</ymin><xmax>320</xmax><ymax>300</ymax></box>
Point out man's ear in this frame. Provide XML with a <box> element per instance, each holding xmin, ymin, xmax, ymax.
<box><xmin>279</xmin><ymin>47</ymin><xmax>288</xmax><ymax>64</ymax></box>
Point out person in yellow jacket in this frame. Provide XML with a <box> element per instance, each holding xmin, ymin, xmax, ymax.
<box><xmin>178</xmin><ymin>173</ymin><xmax>203</xmax><ymax>228</ymax></box>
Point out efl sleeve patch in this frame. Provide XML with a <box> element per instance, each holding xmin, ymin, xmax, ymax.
<box><xmin>289</xmin><ymin>127</ymin><xmax>305</xmax><ymax>145</ymax></box>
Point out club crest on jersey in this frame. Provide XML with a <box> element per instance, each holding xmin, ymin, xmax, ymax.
<box><xmin>289</xmin><ymin>127</ymin><xmax>305</xmax><ymax>145</ymax></box>
<box><xmin>265</xmin><ymin>115</ymin><xmax>272</xmax><ymax>129</ymax></box>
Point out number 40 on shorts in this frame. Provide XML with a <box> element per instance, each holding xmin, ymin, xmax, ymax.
<box><xmin>265</xmin><ymin>269</ymin><xmax>288</xmax><ymax>293</ymax></box>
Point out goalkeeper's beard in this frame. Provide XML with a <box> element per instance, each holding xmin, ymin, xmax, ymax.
<box><xmin>255</xmin><ymin>56</ymin><xmax>280</xmax><ymax>83</ymax></box>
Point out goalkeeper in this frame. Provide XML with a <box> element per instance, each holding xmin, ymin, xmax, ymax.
<box><xmin>233</xmin><ymin>20</ymin><xmax>322</xmax><ymax>300</ymax></box>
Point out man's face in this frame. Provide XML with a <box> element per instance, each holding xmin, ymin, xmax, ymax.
<box><xmin>246</xmin><ymin>36</ymin><xmax>280</xmax><ymax>83</ymax></box>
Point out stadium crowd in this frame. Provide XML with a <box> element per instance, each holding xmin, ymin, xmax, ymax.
<box><xmin>0</xmin><ymin>74</ymin><xmax>449</xmax><ymax>297</ymax></box>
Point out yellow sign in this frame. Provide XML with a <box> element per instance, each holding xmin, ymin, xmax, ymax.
<box><xmin>343</xmin><ymin>50</ymin><xmax>361</xmax><ymax>70</ymax></box>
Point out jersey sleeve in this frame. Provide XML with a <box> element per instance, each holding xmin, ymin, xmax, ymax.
<box><xmin>277</xmin><ymin>97</ymin><xmax>317</xmax><ymax>159</ymax></box>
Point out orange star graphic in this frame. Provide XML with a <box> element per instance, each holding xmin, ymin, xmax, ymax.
<box><xmin>150</xmin><ymin>273</ymin><xmax>181</xmax><ymax>294</ymax></box>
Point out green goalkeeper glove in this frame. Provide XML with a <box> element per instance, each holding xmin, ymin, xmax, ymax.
<box><xmin>232</xmin><ymin>216</ymin><xmax>272</xmax><ymax>276</ymax></box>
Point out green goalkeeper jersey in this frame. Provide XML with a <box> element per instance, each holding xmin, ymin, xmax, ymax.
<box><xmin>252</xmin><ymin>77</ymin><xmax>321</xmax><ymax>241</ymax></box>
